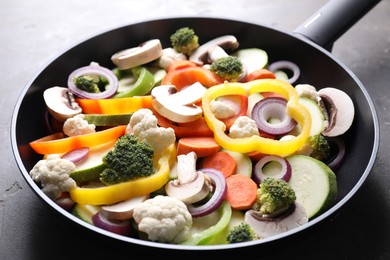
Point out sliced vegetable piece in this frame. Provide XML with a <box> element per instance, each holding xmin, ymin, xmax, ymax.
<box><xmin>232</xmin><ymin>48</ymin><xmax>268</xmax><ymax>74</ymax></box>
<box><xmin>43</xmin><ymin>86</ymin><xmax>82</xmax><ymax>122</ymax></box>
<box><xmin>251</xmin><ymin>97</ymin><xmax>297</xmax><ymax>136</ymax></box>
<box><xmin>72</xmin><ymin>204</ymin><xmax>101</xmax><ymax>224</ymax></box>
<box><xmin>114</xmin><ymin>66</ymin><xmax>155</xmax><ymax>98</ymax></box>
<box><xmin>187</xmin><ymin>168</ymin><xmax>227</xmax><ymax>218</ymax></box>
<box><xmin>68</xmin><ymin>65</ymin><xmax>119</xmax><ymax>99</ymax></box>
<box><xmin>92</xmin><ymin>211</ymin><xmax>132</xmax><ymax>236</ymax></box>
<box><xmin>161</xmin><ymin>65</ymin><xmax>223</xmax><ymax>91</ymax></box>
<box><xmin>111</xmin><ymin>39</ymin><xmax>163</xmax><ymax>70</ymax></box>
<box><xmin>286</xmin><ymin>154</ymin><xmax>337</xmax><ymax>219</ymax></box>
<box><xmin>100</xmin><ymin>194</ymin><xmax>149</xmax><ymax>220</ymax></box>
<box><xmin>69</xmin><ymin>140</ymin><xmax>116</xmax><ymax>184</ymax></box>
<box><xmin>61</xmin><ymin>147</ymin><xmax>90</xmax><ymax>163</ymax></box>
<box><xmin>253</xmin><ymin>155</ymin><xmax>292</xmax><ymax>184</ymax></box>
<box><xmin>83</xmin><ymin>114</ymin><xmax>132</xmax><ymax>126</ymax></box>
<box><xmin>177</xmin><ymin>136</ymin><xmax>221</xmax><ymax>158</ymax></box>
<box><xmin>225</xmin><ymin>174</ymin><xmax>257</xmax><ymax>210</ymax></box>
<box><xmin>199</xmin><ymin>151</ymin><xmax>237</xmax><ymax>178</ymax></box>
<box><xmin>243</xmin><ymin>68</ymin><xmax>276</xmax><ymax>82</ymax></box>
<box><xmin>182</xmin><ymin>200</ymin><xmax>232</xmax><ymax>245</ymax></box>
<box><xmin>29</xmin><ymin>125</ymin><xmax>126</xmax><ymax>155</ymax></box>
<box><xmin>268</xmin><ymin>60</ymin><xmax>300</xmax><ymax>85</ymax></box>
<box><xmin>69</xmin><ymin>143</ymin><xmax>176</xmax><ymax>205</ymax></box>
<box><xmin>299</xmin><ymin>96</ymin><xmax>325</xmax><ymax>136</ymax></box>
<box><xmin>222</xmin><ymin>149</ymin><xmax>252</xmax><ymax>177</ymax></box>
<box><xmin>76</xmin><ymin>95</ymin><xmax>152</xmax><ymax>114</ymax></box>
<box><xmin>154</xmin><ymin>112</ymin><xmax>213</xmax><ymax>137</ymax></box>
<box><xmin>151</xmin><ymin>82</ymin><xmax>207</xmax><ymax>123</ymax></box>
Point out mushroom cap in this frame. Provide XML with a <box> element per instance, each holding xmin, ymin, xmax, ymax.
<box><xmin>318</xmin><ymin>87</ymin><xmax>355</xmax><ymax>137</ymax></box>
<box><xmin>43</xmin><ymin>86</ymin><xmax>82</xmax><ymax>122</ymax></box>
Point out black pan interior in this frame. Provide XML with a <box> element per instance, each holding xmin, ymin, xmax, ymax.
<box><xmin>12</xmin><ymin>17</ymin><xmax>379</xmax><ymax>251</ymax></box>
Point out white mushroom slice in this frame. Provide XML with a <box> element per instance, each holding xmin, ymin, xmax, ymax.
<box><xmin>111</xmin><ymin>39</ymin><xmax>163</xmax><ymax>70</ymax></box>
<box><xmin>151</xmin><ymin>82</ymin><xmax>207</xmax><ymax>123</ymax></box>
<box><xmin>207</xmin><ymin>45</ymin><xmax>229</xmax><ymax>62</ymax></box>
<box><xmin>318</xmin><ymin>87</ymin><xmax>355</xmax><ymax>137</ymax></box>
<box><xmin>101</xmin><ymin>194</ymin><xmax>149</xmax><ymax>220</ymax></box>
<box><xmin>43</xmin><ymin>86</ymin><xmax>82</xmax><ymax>122</ymax></box>
<box><xmin>244</xmin><ymin>202</ymin><xmax>308</xmax><ymax>239</ymax></box>
<box><xmin>165</xmin><ymin>152</ymin><xmax>212</xmax><ymax>204</ymax></box>
<box><xmin>189</xmin><ymin>35</ymin><xmax>239</xmax><ymax>65</ymax></box>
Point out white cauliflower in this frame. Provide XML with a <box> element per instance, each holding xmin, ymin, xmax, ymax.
<box><xmin>229</xmin><ymin>116</ymin><xmax>259</xmax><ymax>138</ymax></box>
<box><xmin>126</xmin><ymin>108</ymin><xmax>175</xmax><ymax>155</ymax></box>
<box><xmin>29</xmin><ymin>154</ymin><xmax>76</xmax><ymax>200</ymax></box>
<box><xmin>132</xmin><ymin>195</ymin><xmax>193</xmax><ymax>243</ymax></box>
<box><xmin>63</xmin><ymin>114</ymin><xmax>96</xmax><ymax>137</ymax></box>
<box><xmin>295</xmin><ymin>84</ymin><xmax>320</xmax><ymax>102</ymax></box>
<box><xmin>210</xmin><ymin>100</ymin><xmax>236</xmax><ymax>119</ymax></box>
<box><xmin>158</xmin><ymin>48</ymin><xmax>187</xmax><ymax>69</ymax></box>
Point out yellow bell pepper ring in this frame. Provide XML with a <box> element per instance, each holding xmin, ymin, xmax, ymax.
<box><xmin>69</xmin><ymin>143</ymin><xmax>176</xmax><ymax>205</ymax></box>
<box><xmin>202</xmin><ymin>79</ymin><xmax>312</xmax><ymax>157</ymax></box>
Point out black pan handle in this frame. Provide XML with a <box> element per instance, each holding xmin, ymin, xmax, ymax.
<box><xmin>293</xmin><ymin>0</ymin><xmax>381</xmax><ymax>51</ymax></box>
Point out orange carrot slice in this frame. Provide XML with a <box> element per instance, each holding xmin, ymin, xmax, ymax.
<box><xmin>199</xmin><ymin>151</ymin><xmax>237</xmax><ymax>178</ymax></box>
<box><xmin>225</xmin><ymin>174</ymin><xmax>258</xmax><ymax>210</ymax></box>
<box><xmin>176</xmin><ymin>137</ymin><xmax>221</xmax><ymax>158</ymax></box>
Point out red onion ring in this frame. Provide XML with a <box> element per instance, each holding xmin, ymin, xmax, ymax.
<box><xmin>251</xmin><ymin>97</ymin><xmax>297</xmax><ymax>136</ymax></box>
<box><xmin>268</xmin><ymin>60</ymin><xmax>300</xmax><ymax>85</ymax></box>
<box><xmin>61</xmin><ymin>147</ymin><xmax>90</xmax><ymax>163</ymax></box>
<box><xmin>68</xmin><ymin>65</ymin><xmax>118</xmax><ymax>99</ymax></box>
<box><xmin>253</xmin><ymin>155</ymin><xmax>292</xmax><ymax>184</ymax></box>
<box><xmin>92</xmin><ymin>211</ymin><xmax>132</xmax><ymax>236</ymax></box>
<box><xmin>187</xmin><ymin>168</ymin><xmax>227</xmax><ymax>218</ymax></box>
<box><xmin>325</xmin><ymin>136</ymin><xmax>346</xmax><ymax>171</ymax></box>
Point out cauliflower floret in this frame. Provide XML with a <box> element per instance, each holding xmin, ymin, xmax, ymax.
<box><xmin>63</xmin><ymin>114</ymin><xmax>96</xmax><ymax>137</ymax></box>
<box><xmin>126</xmin><ymin>108</ymin><xmax>175</xmax><ymax>155</ymax></box>
<box><xmin>210</xmin><ymin>100</ymin><xmax>236</xmax><ymax>119</ymax></box>
<box><xmin>29</xmin><ymin>154</ymin><xmax>76</xmax><ymax>200</ymax></box>
<box><xmin>132</xmin><ymin>195</ymin><xmax>193</xmax><ymax>243</ymax></box>
<box><xmin>158</xmin><ymin>47</ymin><xmax>188</xmax><ymax>69</ymax></box>
<box><xmin>295</xmin><ymin>84</ymin><xmax>320</xmax><ymax>102</ymax></box>
<box><xmin>229</xmin><ymin>116</ymin><xmax>259</xmax><ymax>138</ymax></box>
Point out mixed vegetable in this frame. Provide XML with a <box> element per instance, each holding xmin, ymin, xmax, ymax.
<box><xmin>28</xmin><ymin>27</ymin><xmax>354</xmax><ymax>245</ymax></box>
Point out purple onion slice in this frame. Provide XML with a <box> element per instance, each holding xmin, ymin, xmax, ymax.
<box><xmin>61</xmin><ymin>147</ymin><xmax>90</xmax><ymax>163</ymax></box>
<box><xmin>68</xmin><ymin>65</ymin><xmax>119</xmax><ymax>99</ymax></box>
<box><xmin>92</xmin><ymin>211</ymin><xmax>132</xmax><ymax>236</ymax></box>
<box><xmin>251</xmin><ymin>97</ymin><xmax>297</xmax><ymax>136</ymax></box>
<box><xmin>187</xmin><ymin>168</ymin><xmax>227</xmax><ymax>218</ymax></box>
<box><xmin>253</xmin><ymin>155</ymin><xmax>292</xmax><ymax>184</ymax></box>
<box><xmin>268</xmin><ymin>60</ymin><xmax>300</xmax><ymax>85</ymax></box>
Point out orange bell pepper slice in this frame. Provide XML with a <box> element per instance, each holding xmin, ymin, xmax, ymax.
<box><xmin>29</xmin><ymin>125</ymin><xmax>126</xmax><ymax>155</ymax></box>
<box><xmin>161</xmin><ymin>65</ymin><xmax>223</xmax><ymax>91</ymax></box>
<box><xmin>75</xmin><ymin>96</ymin><xmax>152</xmax><ymax>114</ymax></box>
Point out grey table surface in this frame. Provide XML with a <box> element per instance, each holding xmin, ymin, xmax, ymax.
<box><xmin>1</xmin><ymin>0</ymin><xmax>390</xmax><ymax>259</ymax></box>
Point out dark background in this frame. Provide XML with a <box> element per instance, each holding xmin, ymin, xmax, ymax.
<box><xmin>1</xmin><ymin>0</ymin><xmax>389</xmax><ymax>259</ymax></box>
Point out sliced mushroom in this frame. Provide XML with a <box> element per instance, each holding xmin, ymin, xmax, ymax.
<box><xmin>165</xmin><ymin>152</ymin><xmax>212</xmax><ymax>204</ymax></box>
<box><xmin>101</xmin><ymin>194</ymin><xmax>149</xmax><ymax>220</ymax></box>
<box><xmin>189</xmin><ymin>35</ymin><xmax>239</xmax><ymax>65</ymax></box>
<box><xmin>151</xmin><ymin>82</ymin><xmax>207</xmax><ymax>123</ymax></box>
<box><xmin>111</xmin><ymin>39</ymin><xmax>163</xmax><ymax>70</ymax></box>
<box><xmin>318</xmin><ymin>87</ymin><xmax>355</xmax><ymax>137</ymax></box>
<box><xmin>43</xmin><ymin>86</ymin><xmax>82</xmax><ymax>122</ymax></box>
<box><xmin>244</xmin><ymin>202</ymin><xmax>308</xmax><ymax>239</ymax></box>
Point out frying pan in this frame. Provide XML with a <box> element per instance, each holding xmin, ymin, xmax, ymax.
<box><xmin>10</xmin><ymin>0</ymin><xmax>380</xmax><ymax>255</ymax></box>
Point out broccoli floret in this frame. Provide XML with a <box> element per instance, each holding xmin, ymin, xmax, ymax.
<box><xmin>100</xmin><ymin>134</ymin><xmax>154</xmax><ymax>185</ymax></box>
<box><xmin>226</xmin><ymin>223</ymin><xmax>258</xmax><ymax>243</ymax></box>
<box><xmin>170</xmin><ymin>27</ymin><xmax>199</xmax><ymax>56</ymax></box>
<box><xmin>210</xmin><ymin>56</ymin><xmax>243</xmax><ymax>81</ymax></box>
<box><xmin>253</xmin><ymin>178</ymin><xmax>296</xmax><ymax>215</ymax></box>
<box><xmin>307</xmin><ymin>134</ymin><xmax>331</xmax><ymax>161</ymax></box>
<box><xmin>73</xmin><ymin>75</ymin><xmax>108</xmax><ymax>93</ymax></box>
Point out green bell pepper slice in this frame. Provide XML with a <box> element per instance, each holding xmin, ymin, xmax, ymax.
<box><xmin>114</xmin><ymin>66</ymin><xmax>155</xmax><ymax>98</ymax></box>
